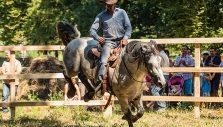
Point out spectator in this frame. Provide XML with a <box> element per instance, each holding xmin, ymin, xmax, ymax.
<box><xmin>174</xmin><ymin>45</ymin><xmax>194</xmax><ymax>96</ymax></box>
<box><xmin>205</xmin><ymin>47</ymin><xmax>221</xmax><ymax>98</ymax></box>
<box><xmin>164</xmin><ymin>49</ymin><xmax>174</xmax><ymax>79</ymax></box>
<box><xmin>201</xmin><ymin>51</ymin><xmax>210</xmax><ymax>67</ymax></box>
<box><xmin>164</xmin><ymin>49</ymin><xmax>174</xmax><ymax>67</ymax></box>
<box><xmin>200</xmin><ymin>71</ymin><xmax>212</xmax><ymax>108</ymax></box>
<box><xmin>145</xmin><ymin>44</ymin><xmax>169</xmax><ymax>112</ymax></box>
<box><xmin>143</xmin><ymin>75</ymin><xmax>154</xmax><ymax>109</ymax></box>
<box><xmin>64</xmin><ymin>76</ymin><xmax>81</xmax><ymax>101</ymax></box>
<box><xmin>200</xmin><ymin>50</ymin><xmax>212</xmax><ymax>108</ymax></box>
<box><xmin>77</xmin><ymin>77</ymin><xmax>86</xmax><ymax>100</ymax></box>
<box><xmin>220</xmin><ymin>54</ymin><xmax>223</xmax><ymax>97</ymax></box>
<box><xmin>1</xmin><ymin>51</ymin><xmax>22</xmax><ymax>113</ymax></box>
<box><xmin>187</xmin><ymin>48</ymin><xmax>193</xmax><ymax>57</ymax></box>
<box><xmin>168</xmin><ymin>74</ymin><xmax>184</xmax><ymax>96</ymax></box>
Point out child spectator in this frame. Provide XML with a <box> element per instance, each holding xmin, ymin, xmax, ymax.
<box><xmin>168</xmin><ymin>85</ymin><xmax>182</xmax><ymax>96</ymax></box>
<box><xmin>200</xmin><ymin>72</ymin><xmax>212</xmax><ymax>97</ymax></box>
<box><xmin>168</xmin><ymin>74</ymin><xmax>184</xmax><ymax>96</ymax></box>
<box><xmin>143</xmin><ymin>75</ymin><xmax>154</xmax><ymax>109</ymax></box>
<box><xmin>200</xmin><ymin>72</ymin><xmax>213</xmax><ymax>108</ymax></box>
<box><xmin>64</xmin><ymin>76</ymin><xmax>81</xmax><ymax>101</ymax></box>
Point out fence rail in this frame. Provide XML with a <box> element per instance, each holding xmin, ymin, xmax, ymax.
<box><xmin>0</xmin><ymin>38</ymin><xmax>222</xmax><ymax>119</ymax></box>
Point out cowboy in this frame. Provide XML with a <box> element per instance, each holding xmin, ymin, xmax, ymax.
<box><xmin>90</xmin><ymin>0</ymin><xmax>132</xmax><ymax>85</ymax></box>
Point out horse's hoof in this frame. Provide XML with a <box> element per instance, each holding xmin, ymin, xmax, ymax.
<box><xmin>122</xmin><ymin>115</ymin><xmax>127</xmax><ymax>120</ymax></box>
<box><xmin>132</xmin><ymin>114</ymin><xmax>143</xmax><ymax>123</ymax></box>
<box><xmin>84</xmin><ymin>95</ymin><xmax>90</xmax><ymax>102</ymax></box>
<box><xmin>132</xmin><ymin>116</ymin><xmax>138</xmax><ymax>123</ymax></box>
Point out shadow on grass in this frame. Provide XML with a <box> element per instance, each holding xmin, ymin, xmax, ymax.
<box><xmin>200</xmin><ymin>114</ymin><xmax>223</xmax><ymax>119</ymax></box>
<box><xmin>1</xmin><ymin>117</ymin><xmax>64</xmax><ymax>127</ymax></box>
<box><xmin>0</xmin><ymin>116</ymin><xmax>124</xmax><ymax>127</ymax></box>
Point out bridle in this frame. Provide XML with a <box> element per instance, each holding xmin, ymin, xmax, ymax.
<box><xmin>121</xmin><ymin>43</ymin><xmax>156</xmax><ymax>83</ymax></box>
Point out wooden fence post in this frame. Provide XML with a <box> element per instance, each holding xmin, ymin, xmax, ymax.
<box><xmin>10</xmin><ymin>51</ymin><xmax>16</xmax><ymax>119</ymax></box>
<box><xmin>194</xmin><ymin>43</ymin><xmax>201</xmax><ymax>118</ymax></box>
<box><xmin>103</xmin><ymin>94</ymin><xmax>113</xmax><ymax>117</ymax></box>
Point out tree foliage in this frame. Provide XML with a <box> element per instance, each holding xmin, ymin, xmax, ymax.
<box><xmin>0</xmin><ymin>0</ymin><xmax>222</xmax><ymax>53</ymax></box>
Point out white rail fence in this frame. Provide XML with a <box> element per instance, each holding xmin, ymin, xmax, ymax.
<box><xmin>0</xmin><ymin>38</ymin><xmax>223</xmax><ymax>119</ymax></box>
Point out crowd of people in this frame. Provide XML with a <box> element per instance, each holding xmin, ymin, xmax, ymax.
<box><xmin>143</xmin><ymin>45</ymin><xmax>223</xmax><ymax>112</ymax></box>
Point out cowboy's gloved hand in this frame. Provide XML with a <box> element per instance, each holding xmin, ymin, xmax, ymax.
<box><xmin>121</xmin><ymin>39</ymin><xmax>128</xmax><ymax>46</ymax></box>
<box><xmin>98</xmin><ymin>37</ymin><xmax>104</xmax><ymax>44</ymax></box>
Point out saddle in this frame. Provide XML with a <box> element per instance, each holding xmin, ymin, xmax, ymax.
<box><xmin>89</xmin><ymin>44</ymin><xmax>123</xmax><ymax>96</ymax></box>
<box><xmin>90</xmin><ymin>45</ymin><xmax>122</xmax><ymax>68</ymax></box>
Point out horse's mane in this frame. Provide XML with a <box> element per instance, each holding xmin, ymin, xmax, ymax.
<box><xmin>125</xmin><ymin>40</ymin><xmax>142</xmax><ymax>58</ymax></box>
<box><xmin>125</xmin><ymin>40</ymin><xmax>158</xmax><ymax>58</ymax></box>
<box><xmin>56</xmin><ymin>21</ymin><xmax>81</xmax><ymax>46</ymax></box>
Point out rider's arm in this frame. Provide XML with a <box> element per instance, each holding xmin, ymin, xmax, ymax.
<box><xmin>122</xmin><ymin>9</ymin><xmax>132</xmax><ymax>40</ymax></box>
<box><xmin>90</xmin><ymin>15</ymin><xmax>101</xmax><ymax>40</ymax></box>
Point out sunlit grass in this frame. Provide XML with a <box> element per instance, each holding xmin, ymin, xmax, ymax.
<box><xmin>1</xmin><ymin>104</ymin><xmax>223</xmax><ymax>127</ymax></box>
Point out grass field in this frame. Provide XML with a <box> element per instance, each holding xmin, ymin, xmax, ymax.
<box><xmin>1</xmin><ymin>82</ymin><xmax>223</xmax><ymax>127</ymax></box>
<box><xmin>1</xmin><ymin>104</ymin><xmax>223</xmax><ymax>127</ymax></box>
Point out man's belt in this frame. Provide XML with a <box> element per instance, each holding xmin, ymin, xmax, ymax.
<box><xmin>106</xmin><ymin>37</ymin><xmax>123</xmax><ymax>42</ymax></box>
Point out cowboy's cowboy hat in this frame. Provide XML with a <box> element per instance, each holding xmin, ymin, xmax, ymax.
<box><xmin>99</xmin><ymin>0</ymin><xmax>117</xmax><ymax>4</ymax></box>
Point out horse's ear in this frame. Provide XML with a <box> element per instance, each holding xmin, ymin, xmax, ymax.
<box><xmin>141</xmin><ymin>44</ymin><xmax>148</xmax><ymax>53</ymax></box>
<box><xmin>147</xmin><ymin>40</ymin><xmax>159</xmax><ymax>54</ymax></box>
<box><xmin>149</xmin><ymin>40</ymin><xmax>157</xmax><ymax>49</ymax></box>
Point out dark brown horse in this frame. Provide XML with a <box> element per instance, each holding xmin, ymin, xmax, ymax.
<box><xmin>57</xmin><ymin>21</ymin><xmax>166</xmax><ymax>127</ymax></box>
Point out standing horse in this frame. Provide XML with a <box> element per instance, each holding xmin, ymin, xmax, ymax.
<box><xmin>57</xmin><ymin>21</ymin><xmax>166</xmax><ymax>127</ymax></box>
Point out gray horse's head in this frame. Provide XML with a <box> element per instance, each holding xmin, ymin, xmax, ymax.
<box><xmin>141</xmin><ymin>40</ymin><xmax>166</xmax><ymax>87</ymax></box>
<box><xmin>56</xmin><ymin>21</ymin><xmax>80</xmax><ymax>46</ymax></box>
<box><xmin>126</xmin><ymin>40</ymin><xmax>166</xmax><ymax>87</ymax></box>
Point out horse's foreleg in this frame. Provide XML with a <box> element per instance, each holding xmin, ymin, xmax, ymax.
<box><xmin>126</xmin><ymin>108</ymin><xmax>133</xmax><ymax>127</ymax></box>
<box><xmin>78</xmin><ymin>72</ymin><xmax>95</xmax><ymax>102</ymax></box>
<box><xmin>131</xmin><ymin>95</ymin><xmax>144</xmax><ymax>123</ymax></box>
<box><xmin>119</xmin><ymin>97</ymin><xmax>133</xmax><ymax>127</ymax></box>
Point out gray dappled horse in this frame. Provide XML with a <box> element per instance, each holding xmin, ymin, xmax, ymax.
<box><xmin>57</xmin><ymin>21</ymin><xmax>166</xmax><ymax>127</ymax></box>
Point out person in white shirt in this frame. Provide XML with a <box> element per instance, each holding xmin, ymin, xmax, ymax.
<box><xmin>149</xmin><ymin>44</ymin><xmax>169</xmax><ymax>112</ymax></box>
<box><xmin>1</xmin><ymin>51</ymin><xmax>22</xmax><ymax>113</ymax></box>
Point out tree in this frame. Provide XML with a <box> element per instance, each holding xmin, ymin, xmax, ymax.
<box><xmin>0</xmin><ymin>0</ymin><xmax>29</xmax><ymax>45</ymax></box>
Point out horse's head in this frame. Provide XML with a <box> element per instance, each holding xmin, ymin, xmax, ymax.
<box><xmin>140</xmin><ymin>40</ymin><xmax>166</xmax><ymax>87</ymax></box>
<box><xmin>56</xmin><ymin>21</ymin><xmax>80</xmax><ymax>46</ymax></box>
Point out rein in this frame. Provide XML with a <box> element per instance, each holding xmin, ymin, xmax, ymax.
<box><xmin>122</xmin><ymin>44</ymin><xmax>145</xmax><ymax>83</ymax></box>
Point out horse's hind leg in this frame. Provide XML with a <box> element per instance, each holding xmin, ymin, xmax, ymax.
<box><xmin>131</xmin><ymin>95</ymin><xmax>144</xmax><ymax>123</ymax></box>
<box><xmin>119</xmin><ymin>97</ymin><xmax>134</xmax><ymax>127</ymax></box>
<box><xmin>78</xmin><ymin>72</ymin><xmax>95</xmax><ymax>102</ymax></box>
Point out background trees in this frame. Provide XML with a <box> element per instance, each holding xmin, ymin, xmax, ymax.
<box><xmin>0</xmin><ymin>0</ymin><xmax>222</xmax><ymax>54</ymax></box>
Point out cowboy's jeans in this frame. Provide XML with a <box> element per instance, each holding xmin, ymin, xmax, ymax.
<box><xmin>97</xmin><ymin>44</ymin><xmax>111</xmax><ymax>82</ymax></box>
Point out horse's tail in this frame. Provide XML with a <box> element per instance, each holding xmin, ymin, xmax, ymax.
<box><xmin>56</xmin><ymin>21</ymin><xmax>81</xmax><ymax>46</ymax></box>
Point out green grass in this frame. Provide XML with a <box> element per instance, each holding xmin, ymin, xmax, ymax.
<box><xmin>1</xmin><ymin>105</ymin><xmax>223</xmax><ymax>127</ymax></box>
